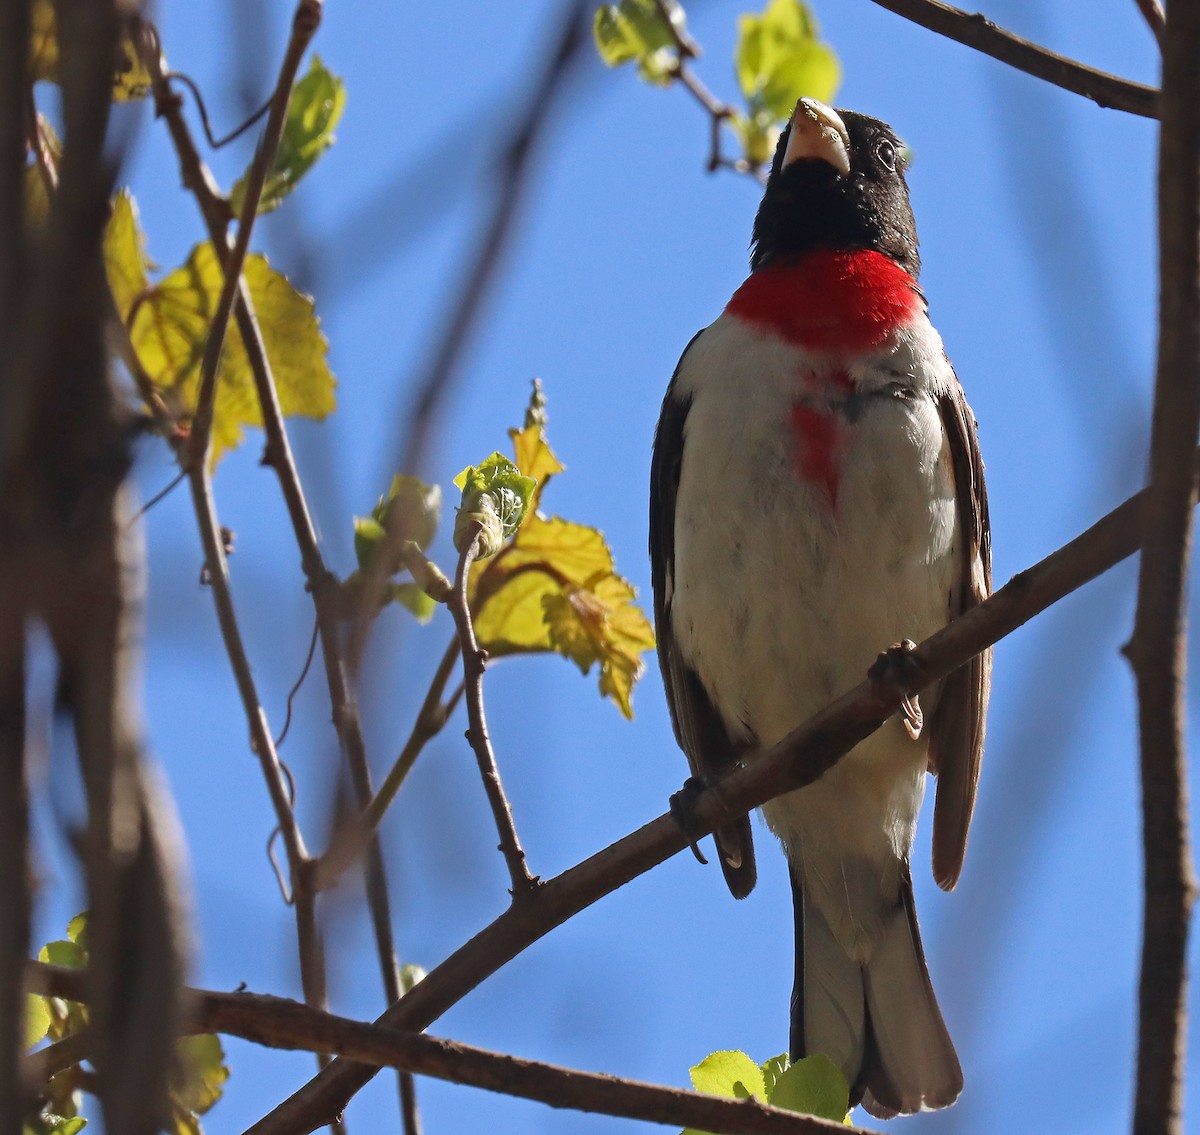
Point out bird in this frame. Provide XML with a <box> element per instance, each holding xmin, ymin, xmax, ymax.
<box><xmin>649</xmin><ymin>97</ymin><xmax>991</xmax><ymax>1117</ymax></box>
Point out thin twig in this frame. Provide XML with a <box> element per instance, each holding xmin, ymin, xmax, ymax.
<box><xmin>248</xmin><ymin>457</ymin><xmax>1200</xmax><ymax>1135</ymax></box>
<box><xmin>866</xmin><ymin>0</ymin><xmax>1159</xmax><ymax>117</ymax></box>
<box><xmin>1133</xmin><ymin>0</ymin><xmax>1166</xmax><ymax>46</ymax></box>
<box><xmin>276</xmin><ymin>615</ymin><xmax>321</xmax><ymax>748</ymax></box>
<box><xmin>316</xmin><ymin>636</ymin><xmax>461</xmax><ymax>891</ymax></box>
<box><xmin>187</xmin><ymin>0</ymin><xmax>321</xmax><ymax>460</ymax></box>
<box><xmin>26</xmin><ymin>963</ymin><xmax>850</xmax><ymax>1135</ymax></box>
<box><xmin>1125</xmin><ymin>5</ymin><xmax>1200</xmax><ymax>1132</ymax></box>
<box><xmin>139</xmin><ymin>14</ymin><xmax>415</xmax><ymax>1119</ymax></box>
<box><xmin>186</xmin><ymin>465</ymin><xmax>327</xmax><ymax>995</ymax></box>
<box><xmin>450</xmin><ymin>535</ymin><xmax>537</xmax><ymax>896</ymax></box>
<box><xmin>164</xmin><ymin>70</ymin><xmax>273</xmax><ymax>150</ymax></box>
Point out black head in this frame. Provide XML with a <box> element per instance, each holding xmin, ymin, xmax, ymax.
<box><xmin>749</xmin><ymin>100</ymin><xmax>920</xmax><ymax>278</ymax></box>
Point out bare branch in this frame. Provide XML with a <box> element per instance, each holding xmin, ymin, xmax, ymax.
<box><xmin>450</xmin><ymin>535</ymin><xmax>537</xmax><ymax>895</ymax></box>
<box><xmin>866</xmin><ymin>0</ymin><xmax>1159</xmax><ymax>117</ymax></box>
<box><xmin>249</xmin><ymin>461</ymin><xmax>1199</xmax><ymax>1133</ymax></box>
<box><xmin>1125</xmin><ymin>5</ymin><xmax>1200</xmax><ymax>1131</ymax></box>
<box><xmin>1133</xmin><ymin>0</ymin><xmax>1166</xmax><ymax>46</ymax></box>
<box><xmin>138</xmin><ymin>7</ymin><xmax>413</xmax><ymax>1058</ymax></box>
<box><xmin>27</xmin><ymin>964</ymin><xmax>852</xmax><ymax>1135</ymax></box>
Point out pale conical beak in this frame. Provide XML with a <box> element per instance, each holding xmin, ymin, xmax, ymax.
<box><xmin>782</xmin><ymin>98</ymin><xmax>851</xmax><ymax>176</ymax></box>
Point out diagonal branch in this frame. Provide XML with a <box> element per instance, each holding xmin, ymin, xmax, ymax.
<box><xmin>27</xmin><ymin>962</ymin><xmax>851</xmax><ymax>1135</ymax></box>
<box><xmin>1125</xmin><ymin>4</ymin><xmax>1200</xmax><ymax>1132</ymax></box>
<box><xmin>248</xmin><ymin>458</ymin><xmax>1200</xmax><ymax>1134</ymax></box>
<box><xmin>866</xmin><ymin>0</ymin><xmax>1159</xmax><ymax>117</ymax></box>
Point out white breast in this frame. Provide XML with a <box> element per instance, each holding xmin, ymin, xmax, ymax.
<box><xmin>670</xmin><ymin>311</ymin><xmax>961</xmax><ymax>954</ymax></box>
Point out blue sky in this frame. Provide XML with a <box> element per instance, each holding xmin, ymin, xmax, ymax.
<box><xmin>32</xmin><ymin>1</ymin><xmax>1200</xmax><ymax>1132</ymax></box>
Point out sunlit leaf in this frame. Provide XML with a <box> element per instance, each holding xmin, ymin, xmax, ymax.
<box><xmin>230</xmin><ymin>55</ymin><xmax>346</xmax><ymax>216</ymax></box>
<box><xmin>104</xmin><ymin>190</ymin><xmax>154</xmax><ymax>322</ymax></box>
<box><xmin>30</xmin><ymin>0</ymin><xmax>151</xmax><ymax>100</ymax></box>
<box><xmin>36</xmin><ymin>915</ymin><xmax>89</xmax><ymax>1042</ymax></box>
<box><xmin>170</xmin><ymin>1034</ymin><xmax>230</xmax><ymax>1135</ymax></box>
<box><xmin>24</xmin><ymin>1115</ymin><xmax>87</xmax><ymax>1135</ymax></box>
<box><xmin>767</xmin><ymin>1053</ymin><xmax>850</xmax><ymax>1123</ymax></box>
<box><xmin>391</xmin><ymin>582</ymin><xmax>437</xmax><ymax>623</ymax></box>
<box><xmin>454</xmin><ymin>453</ymin><xmax>536</xmax><ymax>557</ymax></box>
<box><xmin>129</xmin><ymin>243</ymin><xmax>336</xmax><ymax>463</ymax></box>
<box><xmin>735</xmin><ymin>0</ymin><xmax>840</xmax><ymax>119</ymax></box>
<box><xmin>681</xmin><ymin>1049</ymin><xmax>765</xmax><ymax>1135</ymax></box>
<box><xmin>25</xmin><ymin>995</ymin><xmax>52</xmax><ymax>1048</ymax></box>
<box><xmin>593</xmin><ymin>0</ymin><xmax>686</xmax><ymax>85</ymax></box>
<box><xmin>466</xmin><ymin>386</ymin><xmax>654</xmax><ymax>714</ymax></box>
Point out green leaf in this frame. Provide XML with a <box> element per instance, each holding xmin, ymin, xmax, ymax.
<box><xmin>129</xmin><ymin>243</ymin><xmax>337</xmax><ymax>463</ymax></box>
<box><xmin>371</xmin><ymin>476</ymin><xmax>441</xmax><ymax>550</ymax></box>
<box><xmin>682</xmin><ymin>1050</ymin><xmax>766</xmax><ymax>1135</ymax></box>
<box><xmin>593</xmin><ymin>0</ymin><xmax>686</xmax><ymax>85</ymax></box>
<box><xmin>391</xmin><ymin>582</ymin><xmax>437</xmax><ymax>623</ymax></box>
<box><xmin>170</xmin><ymin>1033</ymin><xmax>230</xmax><ymax>1134</ymax></box>
<box><xmin>735</xmin><ymin>0</ymin><xmax>841</xmax><ymax>119</ymax></box>
<box><xmin>454</xmin><ymin>453</ymin><xmax>536</xmax><ymax>557</ymax></box>
<box><xmin>104</xmin><ymin>190</ymin><xmax>154</xmax><ymax>322</ymax></box>
<box><xmin>399</xmin><ymin>963</ymin><xmax>426</xmax><ymax>993</ymax></box>
<box><xmin>231</xmin><ymin>55</ymin><xmax>346</xmax><ymax>216</ymax></box>
<box><xmin>759</xmin><ymin>1052</ymin><xmax>790</xmax><ymax>1098</ymax></box>
<box><xmin>689</xmin><ymin>1049</ymin><xmax>765</xmax><ymax>1099</ymax></box>
<box><xmin>766</xmin><ymin>1053</ymin><xmax>850</xmax><ymax>1123</ymax></box>
<box><xmin>65</xmin><ymin>913</ymin><xmax>88</xmax><ymax>949</ymax></box>
<box><xmin>38</xmin><ymin>940</ymin><xmax>86</xmax><ymax>971</ymax></box>
<box><xmin>25</xmin><ymin>995</ymin><xmax>52</xmax><ymax>1048</ymax></box>
<box><xmin>24</xmin><ymin>1115</ymin><xmax>87</xmax><ymax>1135</ymax></box>
<box><xmin>30</xmin><ymin>0</ymin><xmax>150</xmax><ymax>100</ymax></box>
<box><xmin>353</xmin><ymin>516</ymin><xmax>386</xmax><ymax>572</ymax></box>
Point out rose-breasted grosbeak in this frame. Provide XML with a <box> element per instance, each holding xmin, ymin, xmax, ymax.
<box><xmin>650</xmin><ymin>99</ymin><xmax>991</xmax><ymax>1116</ymax></box>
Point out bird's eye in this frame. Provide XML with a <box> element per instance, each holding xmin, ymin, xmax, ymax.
<box><xmin>875</xmin><ymin>138</ymin><xmax>897</xmax><ymax>170</ymax></box>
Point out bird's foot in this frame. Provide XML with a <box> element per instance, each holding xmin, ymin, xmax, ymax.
<box><xmin>669</xmin><ymin>776</ymin><xmax>715</xmax><ymax>865</ymax></box>
<box><xmin>869</xmin><ymin>639</ymin><xmax>925</xmax><ymax>740</ymax></box>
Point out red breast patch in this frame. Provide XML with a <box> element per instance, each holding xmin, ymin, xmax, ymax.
<box><xmin>790</xmin><ymin>403</ymin><xmax>844</xmax><ymax>506</ymax></box>
<box><xmin>725</xmin><ymin>248</ymin><xmax>922</xmax><ymax>353</ymax></box>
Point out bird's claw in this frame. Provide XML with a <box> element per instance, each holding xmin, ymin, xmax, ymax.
<box><xmin>869</xmin><ymin>639</ymin><xmax>925</xmax><ymax>740</ymax></box>
<box><xmin>669</xmin><ymin>776</ymin><xmax>711</xmax><ymax>865</ymax></box>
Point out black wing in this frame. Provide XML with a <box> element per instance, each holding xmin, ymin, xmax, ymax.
<box><xmin>928</xmin><ymin>378</ymin><xmax>992</xmax><ymax>890</ymax></box>
<box><xmin>650</xmin><ymin>333</ymin><xmax>757</xmax><ymax>898</ymax></box>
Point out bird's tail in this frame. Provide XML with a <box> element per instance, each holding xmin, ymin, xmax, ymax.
<box><xmin>790</xmin><ymin>863</ymin><xmax>962</xmax><ymax>1118</ymax></box>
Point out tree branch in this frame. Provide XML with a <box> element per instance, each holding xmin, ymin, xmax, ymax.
<box><xmin>1133</xmin><ymin>0</ymin><xmax>1166</xmax><ymax>46</ymax></box>
<box><xmin>26</xmin><ymin>964</ymin><xmax>852</xmax><ymax>1135</ymax></box>
<box><xmin>450</xmin><ymin>535</ymin><xmax>537</xmax><ymax>895</ymax></box>
<box><xmin>139</xmin><ymin>10</ymin><xmax>414</xmax><ymax>1082</ymax></box>
<box><xmin>866</xmin><ymin>0</ymin><xmax>1159</xmax><ymax>117</ymax></box>
<box><xmin>1125</xmin><ymin>4</ymin><xmax>1200</xmax><ymax>1132</ymax></box>
<box><xmin>248</xmin><ymin>460</ymin><xmax>1199</xmax><ymax>1133</ymax></box>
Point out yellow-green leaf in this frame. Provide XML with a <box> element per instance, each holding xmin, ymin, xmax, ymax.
<box><xmin>543</xmin><ymin>571</ymin><xmax>655</xmax><ymax>718</ymax></box>
<box><xmin>129</xmin><ymin>243</ymin><xmax>336</xmax><ymax>462</ymax></box>
<box><xmin>231</xmin><ymin>55</ymin><xmax>345</xmax><ymax>216</ymax></box>
<box><xmin>593</xmin><ymin>0</ymin><xmax>686</xmax><ymax>86</ymax></box>
<box><xmin>25</xmin><ymin>995</ymin><xmax>52</xmax><ymax>1048</ymax></box>
<box><xmin>471</xmin><ymin>515</ymin><xmax>654</xmax><ymax>716</ymax></box>
<box><xmin>173</xmin><ymin>1034</ymin><xmax>229</xmax><ymax>1119</ymax></box>
<box><xmin>735</xmin><ymin>0</ymin><xmax>840</xmax><ymax>118</ymax></box>
<box><xmin>31</xmin><ymin>0</ymin><xmax>151</xmax><ymax>100</ymax></box>
<box><xmin>454</xmin><ymin>453</ymin><xmax>535</xmax><ymax>557</ymax></box>
<box><xmin>766</xmin><ymin>1053</ymin><xmax>850</xmax><ymax>1123</ymax></box>
<box><xmin>104</xmin><ymin>190</ymin><xmax>153</xmax><ymax>322</ymax></box>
